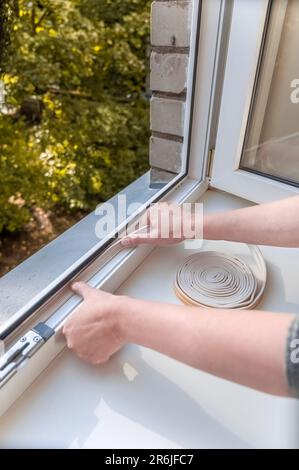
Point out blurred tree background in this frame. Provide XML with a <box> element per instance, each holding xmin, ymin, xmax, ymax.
<box><xmin>0</xmin><ymin>0</ymin><xmax>150</xmax><ymax>274</ymax></box>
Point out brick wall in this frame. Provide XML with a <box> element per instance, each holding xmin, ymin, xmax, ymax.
<box><xmin>149</xmin><ymin>1</ymin><xmax>192</xmax><ymax>183</ymax></box>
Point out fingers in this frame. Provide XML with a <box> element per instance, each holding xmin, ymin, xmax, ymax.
<box><xmin>121</xmin><ymin>233</ymin><xmax>157</xmax><ymax>247</ymax></box>
<box><xmin>120</xmin><ymin>203</ymin><xmax>181</xmax><ymax>247</ymax></box>
<box><xmin>71</xmin><ymin>281</ymin><xmax>95</xmax><ymax>298</ymax></box>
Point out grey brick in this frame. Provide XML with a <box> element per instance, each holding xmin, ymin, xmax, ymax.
<box><xmin>150</xmin><ymin>136</ymin><xmax>183</xmax><ymax>174</ymax></box>
<box><xmin>150</xmin><ymin>52</ymin><xmax>189</xmax><ymax>93</ymax></box>
<box><xmin>151</xmin><ymin>97</ymin><xmax>185</xmax><ymax>136</ymax></box>
<box><xmin>151</xmin><ymin>1</ymin><xmax>191</xmax><ymax>48</ymax></box>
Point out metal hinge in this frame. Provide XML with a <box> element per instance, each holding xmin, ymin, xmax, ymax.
<box><xmin>207</xmin><ymin>148</ymin><xmax>216</xmax><ymax>179</ymax></box>
<box><xmin>0</xmin><ymin>323</ymin><xmax>54</xmax><ymax>389</ymax></box>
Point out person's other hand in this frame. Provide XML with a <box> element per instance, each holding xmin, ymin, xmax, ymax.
<box><xmin>121</xmin><ymin>202</ymin><xmax>192</xmax><ymax>248</ymax></box>
<box><xmin>63</xmin><ymin>282</ymin><xmax>125</xmax><ymax>365</ymax></box>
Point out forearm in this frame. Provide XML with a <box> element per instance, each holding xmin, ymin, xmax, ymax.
<box><xmin>119</xmin><ymin>297</ymin><xmax>294</xmax><ymax>396</ymax></box>
<box><xmin>202</xmin><ymin>196</ymin><xmax>299</xmax><ymax>247</ymax></box>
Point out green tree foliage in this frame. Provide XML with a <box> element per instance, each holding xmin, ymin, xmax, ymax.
<box><xmin>0</xmin><ymin>0</ymin><xmax>150</xmax><ymax>233</ymax></box>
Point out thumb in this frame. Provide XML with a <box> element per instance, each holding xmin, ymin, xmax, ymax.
<box><xmin>71</xmin><ymin>281</ymin><xmax>94</xmax><ymax>298</ymax></box>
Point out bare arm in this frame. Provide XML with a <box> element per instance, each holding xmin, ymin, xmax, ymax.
<box><xmin>63</xmin><ymin>283</ymin><xmax>297</xmax><ymax>397</ymax></box>
<box><xmin>121</xmin><ymin>196</ymin><xmax>299</xmax><ymax>248</ymax></box>
<box><xmin>121</xmin><ymin>296</ymin><xmax>294</xmax><ymax>397</ymax></box>
<box><xmin>204</xmin><ymin>195</ymin><xmax>299</xmax><ymax>247</ymax></box>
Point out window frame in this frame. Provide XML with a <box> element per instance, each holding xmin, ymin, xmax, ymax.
<box><xmin>0</xmin><ymin>0</ymin><xmax>204</xmax><ymax>341</ymax></box>
<box><xmin>210</xmin><ymin>0</ymin><xmax>299</xmax><ymax>203</ymax></box>
<box><xmin>0</xmin><ymin>0</ymin><xmax>228</xmax><ymax>415</ymax></box>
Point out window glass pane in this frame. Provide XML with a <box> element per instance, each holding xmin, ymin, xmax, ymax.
<box><xmin>0</xmin><ymin>0</ymin><xmax>151</xmax><ymax>277</ymax></box>
<box><xmin>240</xmin><ymin>0</ymin><xmax>299</xmax><ymax>185</ymax></box>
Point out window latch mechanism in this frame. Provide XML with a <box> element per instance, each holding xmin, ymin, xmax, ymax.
<box><xmin>0</xmin><ymin>323</ymin><xmax>54</xmax><ymax>389</ymax></box>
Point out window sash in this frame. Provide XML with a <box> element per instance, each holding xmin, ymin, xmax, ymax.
<box><xmin>0</xmin><ymin>0</ymin><xmax>206</xmax><ymax>340</ymax></box>
<box><xmin>210</xmin><ymin>0</ymin><xmax>299</xmax><ymax>203</ymax></box>
<box><xmin>0</xmin><ymin>0</ymin><xmax>225</xmax><ymax>414</ymax></box>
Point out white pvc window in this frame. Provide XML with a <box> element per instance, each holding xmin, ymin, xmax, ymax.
<box><xmin>211</xmin><ymin>0</ymin><xmax>299</xmax><ymax>203</ymax></box>
<box><xmin>0</xmin><ymin>0</ymin><xmax>204</xmax><ymax>339</ymax></box>
<box><xmin>0</xmin><ymin>0</ymin><xmax>225</xmax><ymax>414</ymax></box>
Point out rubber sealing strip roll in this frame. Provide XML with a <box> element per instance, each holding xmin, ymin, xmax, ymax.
<box><xmin>174</xmin><ymin>245</ymin><xmax>267</xmax><ymax>309</ymax></box>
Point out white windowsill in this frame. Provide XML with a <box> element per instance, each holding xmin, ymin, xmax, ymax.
<box><xmin>0</xmin><ymin>189</ymin><xmax>298</xmax><ymax>449</ymax></box>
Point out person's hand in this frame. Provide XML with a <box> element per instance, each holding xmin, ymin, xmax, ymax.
<box><xmin>63</xmin><ymin>282</ymin><xmax>126</xmax><ymax>365</ymax></box>
<box><xmin>121</xmin><ymin>202</ymin><xmax>194</xmax><ymax>248</ymax></box>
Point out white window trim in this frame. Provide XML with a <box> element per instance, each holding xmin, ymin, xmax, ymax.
<box><xmin>0</xmin><ymin>0</ymin><xmax>225</xmax><ymax>416</ymax></box>
<box><xmin>210</xmin><ymin>0</ymin><xmax>299</xmax><ymax>203</ymax></box>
